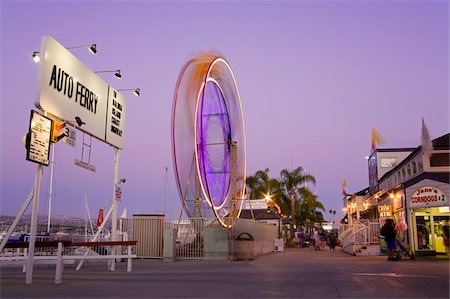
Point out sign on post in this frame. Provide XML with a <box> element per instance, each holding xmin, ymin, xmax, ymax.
<box><xmin>243</xmin><ymin>199</ymin><xmax>268</xmax><ymax>210</ymax></box>
<box><xmin>62</xmin><ymin>125</ymin><xmax>77</xmax><ymax>147</ymax></box>
<box><xmin>115</xmin><ymin>185</ymin><xmax>122</xmax><ymax>201</ymax></box>
<box><xmin>26</xmin><ymin>110</ymin><xmax>52</xmax><ymax>166</ymax></box>
<box><xmin>35</xmin><ymin>35</ymin><xmax>126</xmax><ymax>149</ymax></box>
<box><xmin>105</xmin><ymin>88</ymin><xmax>126</xmax><ymax>149</ymax></box>
<box><xmin>74</xmin><ymin>158</ymin><xmax>96</xmax><ymax>172</ymax></box>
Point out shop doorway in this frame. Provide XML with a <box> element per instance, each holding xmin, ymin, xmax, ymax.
<box><xmin>413</xmin><ymin>208</ymin><xmax>450</xmax><ymax>254</ymax></box>
<box><xmin>415</xmin><ymin>215</ymin><xmax>431</xmax><ymax>250</ymax></box>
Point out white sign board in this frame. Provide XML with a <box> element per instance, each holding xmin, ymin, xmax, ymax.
<box><xmin>26</xmin><ymin>110</ymin><xmax>51</xmax><ymax>166</ymax></box>
<box><xmin>115</xmin><ymin>185</ymin><xmax>122</xmax><ymax>201</ymax></box>
<box><xmin>75</xmin><ymin>158</ymin><xmax>96</xmax><ymax>172</ymax></box>
<box><xmin>62</xmin><ymin>124</ymin><xmax>77</xmax><ymax>147</ymax></box>
<box><xmin>35</xmin><ymin>35</ymin><xmax>125</xmax><ymax>149</ymax></box>
<box><xmin>106</xmin><ymin>88</ymin><xmax>126</xmax><ymax>149</ymax></box>
<box><xmin>410</xmin><ymin>186</ymin><xmax>447</xmax><ymax>208</ymax></box>
<box><xmin>243</xmin><ymin>199</ymin><xmax>268</xmax><ymax>210</ymax></box>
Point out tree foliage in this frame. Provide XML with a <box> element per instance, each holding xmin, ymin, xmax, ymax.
<box><xmin>246</xmin><ymin>166</ymin><xmax>326</xmax><ymax>233</ymax></box>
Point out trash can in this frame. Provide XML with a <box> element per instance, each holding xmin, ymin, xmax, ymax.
<box><xmin>235</xmin><ymin>233</ymin><xmax>254</xmax><ymax>260</ymax></box>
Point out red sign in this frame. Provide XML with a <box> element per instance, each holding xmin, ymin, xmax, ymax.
<box><xmin>96</xmin><ymin>208</ymin><xmax>104</xmax><ymax>227</ymax></box>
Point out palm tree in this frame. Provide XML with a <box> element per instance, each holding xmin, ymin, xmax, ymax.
<box><xmin>299</xmin><ymin>187</ymin><xmax>325</xmax><ymax>233</ymax></box>
<box><xmin>246</xmin><ymin>168</ymin><xmax>281</xmax><ymax>201</ymax></box>
<box><xmin>280</xmin><ymin>167</ymin><xmax>316</xmax><ymax>236</ymax></box>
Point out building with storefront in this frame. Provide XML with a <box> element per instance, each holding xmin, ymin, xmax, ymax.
<box><xmin>342</xmin><ymin>133</ymin><xmax>449</xmax><ymax>256</ymax></box>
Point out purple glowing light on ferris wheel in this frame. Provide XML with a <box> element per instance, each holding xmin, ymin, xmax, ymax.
<box><xmin>171</xmin><ymin>54</ymin><xmax>246</xmax><ymax>227</ymax></box>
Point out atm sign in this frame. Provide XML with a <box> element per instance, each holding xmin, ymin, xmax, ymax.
<box><xmin>378</xmin><ymin>205</ymin><xmax>392</xmax><ymax>218</ymax></box>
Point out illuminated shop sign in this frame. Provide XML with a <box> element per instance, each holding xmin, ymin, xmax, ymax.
<box><xmin>243</xmin><ymin>199</ymin><xmax>268</xmax><ymax>210</ymax></box>
<box><xmin>378</xmin><ymin>205</ymin><xmax>392</xmax><ymax>218</ymax></box>
<box><xmin>410</xmin><ymin>186</ymin><xmax>447</xmax><ymax>208</ymax></box>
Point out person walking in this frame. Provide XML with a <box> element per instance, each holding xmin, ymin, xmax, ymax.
<box><xmin>380</xmin><ymin>219</ymin><xmax>397</xmax><ymax>261</ymax></box>
<box><xmin>313</xmin><ymin>228</ymin><xmax>321</xmax><ymax>250</ymax></box>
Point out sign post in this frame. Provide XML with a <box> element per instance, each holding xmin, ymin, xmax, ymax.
<box><xmin>25</xmin><ymin>163</ymin><xmax>44</xmax><ymax>284</ymax></box>
<box><xmin>111</xmin><ymin>147</ymin><xmax>120</xmax><ymax>271</ymax></box>
<box><xmin>23</xmin><ymin>110</ymin><xmax>51</xmax><ymax>284</ymax></box>
<box><xmin>35</xmin><ymin>35</ymin><xmax>126</xmax><ymax>149</ymax></box>
<box><xmin>47</xmin><ymin>143</ymin><xmax>55</xmax><ymax>233</ymax></box>
<box><xmin>29</xmin><ymin>36</ymin><xmax>128</xmax><ymax>274</ymax></box>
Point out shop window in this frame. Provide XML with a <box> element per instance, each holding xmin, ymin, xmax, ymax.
<box><xmin>406</xmin><ymin>165</ymin><xmax>411</xmax><ymax>178</ymax></box>
<box><xmin>433</xmin><ymin>216</ymin><xmax>450</xmax><ymax>254</ymax></box>
<box><xmin>411</xmin><ymin>161</ymin><xmax>417</xmax><ymax>175</ymax></box>
<box><xmin>417</xmin><ymin>158</ymin><xmax>423</xmax><ymax>172</ymax></box>
<box><xmin>430</xmin><ymin>153</ymin><xmax>450</xmax><ymax>167</ymax></box>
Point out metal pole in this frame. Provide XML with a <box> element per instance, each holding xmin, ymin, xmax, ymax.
<box><xmin>111</xmin><ymin>147</ymin><xmax>120</xmax><ymax>271</ymax></box>
<box><xmin>76</xmin><ymin>205</ymin><xmax>113</xmax><ymax>271</ymax></box>
<box><xmin>26</xmin><ymin>164</ymin><xmax>43</xmax><ymax>284</ymax></box>
<box><xmin>356</xmin><ymin>199</ymin><xmax>361</xmax><ymax>220</ymax></box>
<box><xmin>0</xmin><ymin>190</ymin><xmax>33</xmax><ymax>252</ymax></box>
<box><xmin>84</xmin><ymin>194</ymin><xmax>95</xmax><ymax>236</ymax></box>
<box><xmin>164</xmin><ymin>167</ymin><xmax>168</xmax><ymax>216</ymax></box>
<box><xmin>47</xmin><ymin>143</ymin><xmax>55</xmax><ymax>233</ymax></box>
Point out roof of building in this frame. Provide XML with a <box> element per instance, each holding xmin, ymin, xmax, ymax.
<box><xmin>355</xmin><ymin>187</ymin><xmax>369</xmax><ymax>196</ymax></box>
<box><xmin>378</xmin><ymin>133</ymin><xmax>449</xmax><ymax>183</ymax></box>
<box><xmin>347</xmin><ymin>133</ymin><xmax>449</xmax><ymax>196</ymax></box>
<box><xmin>403</xmin><ymin>172</ymin><xmax>450</xmax><ymax>188</ymax></box>
<box><xmin>432</xmin><ymin>133</ymin><xmax>450</xmax><ymax>150</ymax></box>
<box><xmin>239</xmin><ymin>209</ymin><xmax>281</xmax><ymax>220</ymax></box>
<box><xmin>372</xmin><ymin>147</ymin><xmax>417</xmax><ymax>153</ymax></box>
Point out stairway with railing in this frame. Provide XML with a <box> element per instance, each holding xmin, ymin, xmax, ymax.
<box><xmin>339</xmin><ymin>220</ymin><xmax>380</xmax><ymax>255</ymax></box>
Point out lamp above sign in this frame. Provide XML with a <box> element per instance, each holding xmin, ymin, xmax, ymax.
<box><xmin>35</xmin><ymin>36</ymin><xmax>125</xmax><ymax>149</ymax></box>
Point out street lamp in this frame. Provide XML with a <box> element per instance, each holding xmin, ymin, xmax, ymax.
<box><xmin>32</xmin><ymin>52</ymin><xmax>40</xmax><ymax>63</ymax></box>
<box><xmin>95</xmin><ymin>70</ymin><xmax>121</xmax><ymax>79</ymax></box>
<box><xmin>66</xmin><ymin>43</ymin><xmax>97</xmax><ymax>54</ymax></box>
<box><xmin>32</xmin><ymin>43</ymin><xmax>96</xmax><ymax>63</ymax></box>
<box><xmin>118</xmin><ymin>88</ymin><xmax>141</xmax><ymax>97</ymax></box>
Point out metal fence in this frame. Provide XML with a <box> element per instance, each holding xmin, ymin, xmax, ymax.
<box><xmin>124</xmin><ymin>215</ymin><xmax>164</xmax><ymax>259</ymax></box>
<box><xmin>118</xmin><ymin>216</ymin><xmax>224</xmax><ymax>260</ymax></box>
<box><xmin>167</xmin><ymin>218</ymin><xmax>223</xmax><ymax>260</ymax></box>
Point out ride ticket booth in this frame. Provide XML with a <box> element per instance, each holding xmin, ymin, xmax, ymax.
<box><xmin>406</xmin><ymin>182</ymin><xmax>450</xmax><ymax>256</ymax></box>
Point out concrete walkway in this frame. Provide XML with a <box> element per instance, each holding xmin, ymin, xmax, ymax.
<box><xmin>1</xmin><ymin>247</ymin><xmax>449</xmax><ymax>298</ymax></box>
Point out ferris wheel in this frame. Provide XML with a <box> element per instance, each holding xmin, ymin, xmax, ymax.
<box><xmin>171</xmin><ymin>54</ymin><xmax>246</xmax><ymax>227</ymax></box>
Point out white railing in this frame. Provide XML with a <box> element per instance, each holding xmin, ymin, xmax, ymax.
<box><xmin>339</xmin><ymin>221</ymin><xmax>380</xmax><ymax>249</ymax></box>
<box><xmin>349</xmin><ymin>224</ymin><xmax>369</xmax><ymax>246</ymax></box>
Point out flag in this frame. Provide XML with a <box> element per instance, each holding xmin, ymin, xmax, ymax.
<box><xmin>342</xmin><ymin>180</ymin><xmax>347</xmax><ymax>196</ymax></box>
<box><xmin>371</xmin><ymin>128</ymin><xmax>385</xmax><ymax>152</ymax></box>
<box><xmin>96</xmin><ymin>208</ymin><xmax>104</xmax><ymax>227</ymax></box>
<box><xmin>120</xmin><ymin>207</ymin><xmax>128</xmax><ymax>219</ymax></box>
<box><xmin>421</xmin><ymin>118</ymin><xmax>433</xmax><ymax>153</ymax></box>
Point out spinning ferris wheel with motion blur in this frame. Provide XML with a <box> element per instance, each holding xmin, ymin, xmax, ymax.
<box><xmin>171</xmin><ymin>53</ymin><xmax>247</xmax><ymax>227</ymax></box>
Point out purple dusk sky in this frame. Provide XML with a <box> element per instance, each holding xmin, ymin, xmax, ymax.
<box><xmin>1</xmin><ymin>1</ymin><xmax>448</xmax><ymax>220</ymax></box>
